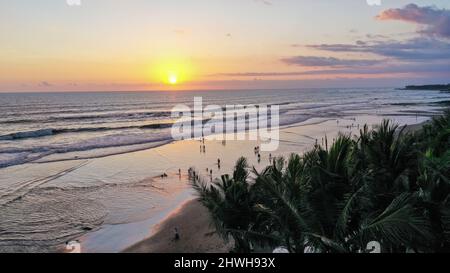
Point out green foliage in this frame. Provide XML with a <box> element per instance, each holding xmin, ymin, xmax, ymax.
<box><xmin>192</xmin><ymin>111</ymin><xmax>450</xmax><ymax>253</ymax></box>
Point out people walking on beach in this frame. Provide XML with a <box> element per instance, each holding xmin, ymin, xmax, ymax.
<box><xmin>269</xmin><ymin>153</ymin><xmax>272</xmax><ymax>163</ymax></box>
<box><xmin>217</xmin><ymin>158</ymin><xmax>221</xmax><ymax>169</ymax></box>
<box><xmin>258</xmin><ymin>153</ymin><xmax>261</xmax><ymax>163</ymax></box>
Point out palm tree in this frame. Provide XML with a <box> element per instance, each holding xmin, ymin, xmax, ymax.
<box><xmin>416</xmin><ymin>111</ymin><xmax>450</xmax><ymax>251</ymax></box>
<box><xmin>252</xmin><ymin>134</ymin><xmax>433</xmax><ymax>253</ymax></box>
<box><xmin>192</xmin><ymin>114</ymin><xmax>450</xmax><ymax>253</ymax></box>
<box><xmin>418</xmin><ymin>110</ymin><xmax>450</xmax><ymax>156</ymax></box>
<box><xmin>191</xmin><ymin>157</ymin><xmax>265</xmax><ymax>252</ymax></box>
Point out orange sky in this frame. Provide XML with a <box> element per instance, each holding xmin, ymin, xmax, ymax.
<box><xmin>1</xmin><ymin>0</ymin><xmax>449</xmax><ymax>91</ymax></box>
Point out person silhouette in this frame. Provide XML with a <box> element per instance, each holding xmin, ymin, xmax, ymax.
<box><xmin>174</xmin><ymin>228</ymin><xmax>180</xmax><ymax>241</ymax></box>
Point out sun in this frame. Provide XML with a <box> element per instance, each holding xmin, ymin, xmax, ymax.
<box><xmin>168</xmin><ymin>73</ymin><xmax>178</xmax><ymax>85</ymax></box>
<box><xmin>150</xmin><ymin>57</ymin><xmax>195</xmax><ymax>87</ymax></box>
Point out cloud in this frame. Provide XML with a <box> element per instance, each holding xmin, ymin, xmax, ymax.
<box><xmin>39</xmin><ymin>81</ymin><xmax>52</xmax><ymax>87</ymax></box>
<box><xmin>376</xmin><ymin>4</ymin><xmax>450</xmax><ymax>39</ymax></box>
<box><xmin>281</xmin><ymin>55</ymin><xmax>381</xmax><ymax>67</ymax></box>
<box><xmin>308</xmin><ymin>37</ymin><xmax>450</xmax><ymax>61</ymax></box>
<box><xmin>366</xmin><ymin>34</ymin><xmax>389</xmax><ymax>39</ymax></box>
<box><xmin>212</xmin><ymin>62</ymin><xmax>450</xmax><ymax>78</ymax></box>
<box><xmin>214</xmin><ymin>4</ymin><xmax>450</xmax><ymax>82</ymax></box>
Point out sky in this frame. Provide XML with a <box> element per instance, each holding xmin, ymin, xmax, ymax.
<box><xmin>0</xmin><ymin>0</ymin><xmax>449</xmax><ymax>92</ymax></box>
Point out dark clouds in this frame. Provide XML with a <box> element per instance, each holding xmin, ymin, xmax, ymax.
<box><xmin>376</xmin><ymin>4</ymin><xmax>450</xmax><ymax>39</ymax></box>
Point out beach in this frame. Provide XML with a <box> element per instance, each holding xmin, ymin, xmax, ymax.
<box><xmin>122</xmin><ymin>118</ymin><xmax>433</xmax><ymax>254</ymax></box>
<box><xmin>79</xmin><ymin>115</ymin><xmax>430</xmax><ymax>253</ymax></box>
<box><xmin>3</xmin><ymin>0</ymin><xmax>450</xmax><ymax>258</ymax></box>
<box><xmin>0</xmin><ymin>113</ymin><xmax>437</xmax><ymax>253</ymax></box>
<box><xmin>0</xmin><ymin>89</ymin><xmax>448</xmax><ymax>253</ymax></box>
<box><xmin>124</xmin><ymin>199</ymin><xmax>232</xmax><ymax>253</ymax></box>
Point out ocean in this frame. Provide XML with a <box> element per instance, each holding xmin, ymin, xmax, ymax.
<box><xmin>1</xmin><ymin>88</ymin><xmax>447</xmax><ymax>169</ymax></box>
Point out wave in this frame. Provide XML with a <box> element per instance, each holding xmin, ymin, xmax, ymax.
<box><xmin>51</xmin><ymin>111</ymin><xmax>172</xmax><ymax>121</ymax></box>
<box><xmin>0</xmin><ymin>112</ymin><xmax>273</xmax><ymax>141</ymax></box>
<box><xmin>0</xmin><ymin>129</ymin><xmax>55</xmax><ymax>140</ymax></box>
<box><xmin>0</xmin><ymin>122</ymin><xmax>175</xmax><ymax>141</ymax></box>
<box><xmin>0</xmin><ymin>134</ymin><xmax>174</xmax><ymax>168</ymax></box>
<box><xmin>0</xmin><ymin>102</ymin><xmax>300</xmax><ymax>126</ymax></box>
<box><xmin>0</xmin><ymin>110</ymin><xmax>173</xmax><ymax>125</ymax></box>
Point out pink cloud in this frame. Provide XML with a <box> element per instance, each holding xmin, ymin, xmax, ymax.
<box><xmin>376</xmin><ymin>4</ymin><xmax>450</xmax><ymax>39</ymax></box>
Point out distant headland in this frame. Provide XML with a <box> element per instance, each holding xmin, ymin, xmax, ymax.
<box><xmin>400</xmin><ymin>84</ymin><xmax>450</xmax><ymax>91</ymax></box>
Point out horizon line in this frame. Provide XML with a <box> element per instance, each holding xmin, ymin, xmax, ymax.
<box><xmin>0</xmin><ymin>85</ymin><xmax>410</xmax><ymax>94</ymax></box>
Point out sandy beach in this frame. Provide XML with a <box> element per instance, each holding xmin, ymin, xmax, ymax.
<box><xmin>124</xmin><ymin>199</ymin><xmax>231</xmax><ymax>253</ymax></box>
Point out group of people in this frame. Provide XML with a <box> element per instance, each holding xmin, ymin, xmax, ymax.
<box><xmin>188</xmin><ymin>167</ymin><xmax>199</xmax><ymax>182</ymax></box>
<box><xmin>254</xmin><ymin>146</ymin><xmax>275</xmax><ymax>165</ymax></box>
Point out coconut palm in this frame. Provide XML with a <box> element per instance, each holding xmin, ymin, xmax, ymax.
<box><xmin>191</xmin><ymin>157</ymin><xmax>266</xmax><ymax>252</ymax></box>
<box><xmin>414</xmin><ymin>110</ymin><xmax>450</xmax><ymax>251</ymax></box>
<box><xmin>192</xmin><ymin>113</ymin><xmax>450</xmax><ymax>253</ymax></box>
<box><xmin>251</xmin><ymin>134</ymin><xmax>434</xmax><ymax>253</ymax></box>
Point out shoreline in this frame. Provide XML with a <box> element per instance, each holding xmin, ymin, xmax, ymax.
<box><xmin>121</xmin><ymin>119</ymin><xmax>431</xmax><ymax>253</ymax></box>
<box><xmin>1</xmin><ymin>111</ymin><xmax>439</xmax><ymax>170</ymax></box>
<box><xmin>0</xmin><ymin>113</ymin><xmax>435</xmax><ymax>253</ymax></box>
<box><xmin>123</xmin><ymin>199</ymin><xmax>232</xmax><ymax>253</ymax></box>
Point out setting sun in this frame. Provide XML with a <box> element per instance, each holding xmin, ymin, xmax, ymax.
<box><xmin>149</xmin><ymin>56</ymin><xmax>196</xmax><ymax>88</ymax></box>
<box><xmin>168</xmin><ymin>73</ymin><xmax>178</xmax><ymax>85</ymax></box>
